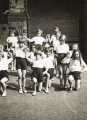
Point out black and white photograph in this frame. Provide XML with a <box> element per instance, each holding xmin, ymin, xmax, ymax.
<box><xmin>0</xmin><ymin>0</ymin><xmax>87</xmax><ymax>120</ymax></box>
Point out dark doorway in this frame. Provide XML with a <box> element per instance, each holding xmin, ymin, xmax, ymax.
<box><xmin>29</xmin><ymin>0</ymin><xmax>80</xmax><ymax>43</ymax></box>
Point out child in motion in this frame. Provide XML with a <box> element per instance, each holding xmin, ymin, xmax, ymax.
<box><xmin>0</xmin><ymin>45</ymin><xmax>13</xmax><ymax>96</ymax></box>
<box><xmin>14</xmin><ymin>40</ymin><xmax>27</xmax><ymax>94</ymax></box>
<box><xmin>68</xmin><ymin>50</ymin><xmax>87</xmax><ymax>91</ymax></box>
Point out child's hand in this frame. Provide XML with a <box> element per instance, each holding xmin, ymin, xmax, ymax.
<box><xmin>43</xmin><ymin>71</ymin><xmax>48</xmax><ymax>75</ymax></box>
<box><xmin>82</xmin><ymin>66</ymin><xmax>87</xmax><ymax>72</ymax></box>
<box><xmin>61</xmin><ymin>57</ymin><xmax>70</xmax><ymax>64</ymax></box>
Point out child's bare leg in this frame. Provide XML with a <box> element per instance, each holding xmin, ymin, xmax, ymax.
<box><xmin>64</xmin><ymin>76</ymin><xmax>67</xmax><ymax>89</ymax></box>
<box><xmin>68</xmin><ymin>80</ymin><xmax>72</xmax><ymax>91</ymax></box>
<box><xmin>38</xmin><ymin>82</ymin><xmax>43</xmax><ymax>92</ymax></box>
<box><xmin>59</xmin><ymin>65</ymin><xmax>63</xmax><ymax>88</ymax></box>
<box><xmin>17</xmin><ymin>69</ymin><xmax>23</xmax><ymax>93</ymax></box>
<box><xmin>75</xmin><ymin>79</ymin><xmax>80</xmax><ymax>90</ymax></box>
<box><xmin>1</xmin><ymin>77</ymin><xmax>8</xmax><ymax>96</ymax></box>
<box><xmin>48</xmin><ymin>79</ymin><xmax>52</xmax><ymax>88</ymax></box>
<box><xmin>0</xmin><ymin>82</ymin><xmax>3</xmax><ymax>93</ymax></box>
<box><xmin>45</xmin><ymin>73</ymin><xmax>50</xmax><ymax>93</ymax></box>
<box><xmin>13</xmin><ymin>59</ymin><xmax>16</xmax><ymax>71</ymax></box>
<box><xmin>22</xmin><ymin>70</ymin><xmax>27</xmax><ymax>93</ymax></box>
<box><xmin>63</xmin><ymin>65</ymin><xmax>68</xmax><ymax>88</ymax></box>
<box><xmin>68</xmin><ymin>75</ymin><xmax>74</xmax><ymax>91</ymax></box>
<box><xmin>32</xmin><ymin>77</ymin><xmax>37</xmax><ymax>95</ymax></box>
<box><xmin>78</xmin><ymin>79</ymin><xmax>81</xmax><ymax>89</ymax></box>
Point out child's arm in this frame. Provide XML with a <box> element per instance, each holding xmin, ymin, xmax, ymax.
<box><xmin>7</xmin><ymin>58</ymin><xmax>13</xmax><ymax>64</ymax></box>
<box><xmin>81</xmin><ymin>57</ymin><xmax>87</xmax><ymax>72</ymax></box>
<box><xmin>26</xmin><ymin>57</ymin><xmax>34</xmax><ymax>63</ymax></box>
<box><xmin>43</xmin><ymin>68</ymin><xmax>50</xmax><ymax>78</ymax></box>
<box><xmin>43</xmin><ymin>67</ymin><xmax>49</xmax><ymax>74</ymax></box>
<box><xmin>26</xmin><ymin>53</ymin><xmax>35</xmax><ymax>64</ymax></box>
<box><xmin>61</xmin><ymin>56</ymin><xmax>71</xmax><ymax>64</ymax></box>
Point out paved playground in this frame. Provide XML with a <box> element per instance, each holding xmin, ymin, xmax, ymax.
<box><xmin>0</xmin><ymin>71</ymin><xmax>87</xmax><ymax>120</ymax></box>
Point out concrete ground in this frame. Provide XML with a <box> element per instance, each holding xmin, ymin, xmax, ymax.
<box><xmin>0</xmin><ymin>72</ymin><xmax>87</xmax><ymax>120</ymax></box>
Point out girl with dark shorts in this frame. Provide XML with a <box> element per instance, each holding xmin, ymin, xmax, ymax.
<box><xmin>14</xmin><ymin>41</ymin><xmax>27</xmax><ymax>94</ymax></box>
<box><xmin>68</xmin><ymin>50</ymin><xmax>87</xmax><ymax>91</ymax></box>
<box><xmin>43</xmin><ymin>46</ymin><xmax>55</xmax><ymax>93</ymax></box>
<box><xmin>31</xmin><ymin>51</ymin><xmax>44</xmax><ymax>96</ymax></box>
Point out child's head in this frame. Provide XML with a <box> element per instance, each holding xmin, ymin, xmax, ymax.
<box><xmin>36</xmin><ymin>50</ymin><xmax>42</xmax><ymax>60</ymax></box>
<box><xmin>72</xmin><ymin>43</ymin><xmax>79</xmax><ymax>51</ymax></box>
<box><xmin>37</xmin><ymin>29</ymin><xmax>43</xmax><ymax>36</ymax></box>
<box><xmin>22</xmin><ymin>33</ymin><xmax>27</xmax><ymax>39</ymax></box>
<box><xmin>18</xmin><ymin>41</ymin><xmax>25</xmax><ymax>48</ymax></box>
<box><xmin>46</xmin><ymin>34</ymin><xmax>51</xmax><ymax>41</ymax></box>
<box><xmin>3</xmin><ymin>45</ymin><xmax>8</xmax><ymax>52</ymax></box>
<box><xmin>44</xmin><ymin>43</ymin><xmax>50</xmax><ymax>54</ymax></box>
<box><xmin>48</xmin><ymin>45</ymin><xmax>54</xmax><ymax>54</ymax></box>
<box><xmin>22</xmin><ymin>29</ymin><xmax>27</xmax><ymax>39</ymax></box>
<box><xmin>72</xmin><ymin>50</ymin><xmax>80</xmax><ymax>60</ymax></box>
<box><xmin>31</xmin><ymin>44</ymin><xmax>36</xmax><ymax>52</ymax></box>
<box><xmin>10</xmin><ymin>31</ymin><xmax>15</xmax><ymax>37</ymax></box>
<box><xmin>46</xmin><ymin>34</ymin><xmax>50</xmax><ymax>38</ymax></box>
<box><xmin>54</xmin><ymin>26</ymin><xmax>60</xmax><ymax>32</ymax></box>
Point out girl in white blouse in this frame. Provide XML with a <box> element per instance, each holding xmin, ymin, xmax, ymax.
<box><xmin>68</xmin><ymin>50</ymin><xmax>87</xmax><ymax>91</ymax></box>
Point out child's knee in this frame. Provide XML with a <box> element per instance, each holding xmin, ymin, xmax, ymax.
<box><xmin>22</xmin><ymin>75</ymin><xmax>26</xmax><ymax>80</ymax></box>
<box><xmin>33</xmin><ymin>77</ymin><xmax>37</xmax><ymax>83</ymax></box>
<box><xmin>46</xmin><ymin>73</ymin><xmax>50</xmax><ymax>79</ymax></box>
<box><xmin>18</xmin><ymin>76</ymin><xmax>22</xmax><ymax>80</ymax></box>
<box><xmin>1</xmin><ymin>77</ymin><xmax>8</xmax><ymax>84</ymax></box>
<box><xmin>68</xmin><ymin>75</ymin><xmax>74</xmax><ymax>83</ymax></box>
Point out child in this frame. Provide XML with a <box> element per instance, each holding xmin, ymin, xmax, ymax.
<box><xmin>31</xmin><ymin>51</ymin><xmax>44</xmax><ymax>96</ymax></box>
<box><xmin>6</xmin><ymin>31</ymin><xmax>18</xmax><ymax>71</ymax></box>
<box><xmin>69</xmin><ymin>43</ymin><xmax>79</xmax><ymax>57</ymax></box>
<box><xmin>55</xmin><ymin>34</ymin><xmax>69</xmax><ymax>89</ymax></box>
<box><xmin>0</xmin><ymin>46</ymin><xmax>13</xmax><ymax>96</ymax></box>
<box><xmin>43</xmin><ymin>46</ymin><xmax>55</xmax><ymax>93</ymax></box>
<box><xmin>51</xmin><ymin>26</ymin><xmax>61</xmax><ymax>51</ymax></box>
<box><xmin>61</xmin><ymin>51</ymin><xmax>71</xmax><ymax>89</ymax></box>
<box><xmin>6</xmin><ymin>31</ymin><xmax>18</xmax><ymax>50</ymax></box>
<box><xmin>30</xmin><ymin>29</ymin><xmax>46</xmax><ymax>46</ymax></box>
<box><xmin>20</xmin><ymin>31</ymin><xmax>31</xmax><ymax>47</ymax></box>
<box><xmin>26</xmin><ymin>45</ymin><xmax>36</xmax><ymax>72</ymax></box>
<box><xmin>46</xmin><ymin>34</ymin><xmax>52</xmax><ymax>45</ymax></box>
<box><xmin>68</xmin><ymin>50</ymin><xmax>87</xmax><ymax>91</ymax></box>
<box><xmin>14</xmin><ymin>40</ymin><xmax>27</xmax><ymax>94</ymax></box>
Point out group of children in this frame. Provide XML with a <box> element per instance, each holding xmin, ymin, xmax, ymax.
<box><xmin>0</xmin><ymin>26</ymin><xmax>87</xmax><ymax>96</ymax></box>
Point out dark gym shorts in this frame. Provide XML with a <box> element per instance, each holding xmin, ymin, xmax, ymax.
<box><xmin>57</xmin><ymin>53</ymin><xmax>66</xmax><ymax>65</ymax></box>
<box><xmin>69</xmin><ymin>71</ymin><xmax>81</xmax><ymax>80</ymax></box>
<box><xmin>48</xmin><ymin>68</ymin><xmax>54</xmax><ymax>79</ymax></box>
<box><xmin>32</xmin><ymin>67</ymin><xmax>44</xmax><ymax>82</ymax></box>
<box><xmin>16</xmin><ymin>57</ymin><xmax>27</xmax><ymax>70</ymax></box>
<box><xmin>0</xmin><ymin>70</ymin><xmax>9</xmax><ymax>80</ymax></box>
